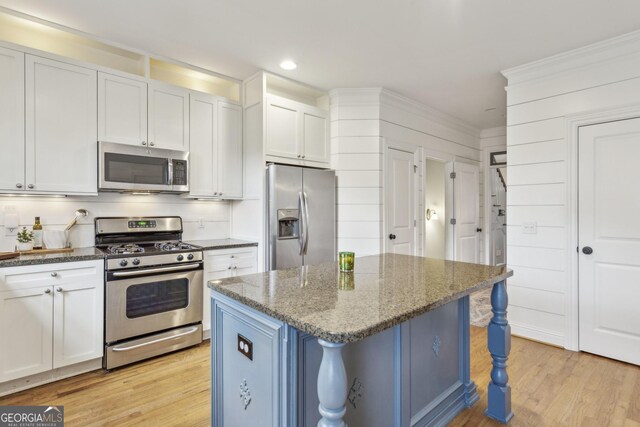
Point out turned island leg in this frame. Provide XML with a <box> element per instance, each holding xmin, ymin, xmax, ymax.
<box><xmin>317</xmin><ymin>339</ymin><xmax>348</xmax><ymax>427</ymax></box>
<box><xmin>486</xmin><ymin>280</ymin><xmax>514</xmax><ymax>423</ymax></box>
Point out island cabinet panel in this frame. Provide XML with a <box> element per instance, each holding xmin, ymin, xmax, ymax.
<box><xmin>297</xmin><ymin>300</ymin><xmax>466</xmax><ymax>427</ymax></box>
<box><xmin>211</xmin><ymin>294</ymin><xmax>287</xmax><ymax>427</ymax></box>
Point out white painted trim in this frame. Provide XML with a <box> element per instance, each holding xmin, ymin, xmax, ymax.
<box><xmin>565</xmin><ymin>104</ymin><xmax>640</xmax><ymax>351</ymax></box>
<box><xmin>502</xmin><ymin>29</ymin><xmax>640</xmax><ymax>86</ymax></box>
<box><xmin>510</xmin><ymin>323</ymin><xmax>564</xmax><ymax>348</ymax></box>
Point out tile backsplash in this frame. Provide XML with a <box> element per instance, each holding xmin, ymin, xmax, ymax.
<box><xmin>0</xmin><ymin>193</ymin><xmax>231</xmax><ymax>252</ymax></box>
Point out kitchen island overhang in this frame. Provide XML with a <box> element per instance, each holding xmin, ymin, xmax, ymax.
<box><xmin>209</xmin><ymin>253</ymin><xmax>514</xmax><ymax>426</ymax></box>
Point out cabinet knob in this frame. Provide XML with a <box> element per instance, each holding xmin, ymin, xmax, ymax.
<box><xmin>16</xmin><ymin>183</ymin><xmax>23</xmax><ymax>189</ymax></box>
<box><xmin>389</xmin><ymin>234</ymin><xmax>397</xmax><ymax>240</ymax></box>
<box><xmin>233</xmin><ymin>266</ymin><xmax>237</xmax><ymax>270</ymax></box>
<box><xmin>302</xmin><ymin>155</ymin><xmax>306</xmax><ymax>159</ymax></box>
<box><xmin>51</xmin><ymin>272</ymin><xmax>58</xmax><ymax>277</ymax></box>
<box><xmin>56</xmin><ymin>287</ymin><xmax>63</xmax><ymax>293</ymax></box>
<box><xmin>44</xmin><ymin>288</ymin><xmax>51</xmax><ymax>294</ymax></box>
<box><xmin>227</xmin><ymin>266</ymin><xmax>232</xmax><ymax>270</ymax></box>
<box><xmin>141</xmin><ymin>141</ymin><xmax>147</xmax><ymax>146</ymax></box>
<box><xmin>27</xmin><ymin>184</ymin><xmax>34</xmax><ymax>189</ymax></box>
<box><xmin>150</xmin><ymin>142</ymin><xmax>155</xmax><ymax>147</ymax></box>
<box><xmin>219</xmin><ymin>192</ymin><xmax>222</xmax><ymax>196</ymax></box>
<box><xmin>297</xmin><ymin>155</ymin><xmax>301</xmax><ymax>158</ymax></box>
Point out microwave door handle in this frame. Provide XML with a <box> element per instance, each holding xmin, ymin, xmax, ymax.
<box><xmin>168</xmin><ymin>160</ymin><xmax>174</xmax><ymax>187</ymax></box>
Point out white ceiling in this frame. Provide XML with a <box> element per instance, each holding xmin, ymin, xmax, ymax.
<box><xmin>2</xmin><ymin>0</ymin><xmax>640</xmax><ymax>130</ymax></box>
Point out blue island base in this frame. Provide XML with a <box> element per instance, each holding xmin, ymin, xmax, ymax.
<box><xmin>211</xmin><ymin>292</ymin><xmax>482</xmax><ymax>426</ymax></box>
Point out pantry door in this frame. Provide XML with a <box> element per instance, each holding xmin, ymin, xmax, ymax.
<box><xmin>579</xmin><ymin>118</ymin><xmax>640</xmax><ymax>365</ymax></box>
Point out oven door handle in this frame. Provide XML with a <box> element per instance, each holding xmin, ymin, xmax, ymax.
<box><xmin>111</xmin><ymin>262</ymin><xmax>201</xmax><ymax>278</ymax></box>
<box><xmin>111</xmin><ymin>326</ymin><xmax>200</xmax><ymax>352</ymax></box>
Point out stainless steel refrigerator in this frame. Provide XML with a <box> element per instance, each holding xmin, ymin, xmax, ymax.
<box><xmin>266</xmin><ymin>164</ymin><xmax>336</xmax><ymax>270</ymax></box>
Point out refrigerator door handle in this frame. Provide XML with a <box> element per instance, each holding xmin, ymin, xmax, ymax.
<box><xmin>298</xmin><ymin>191</ymin><xmax>306</xmax><ymax>256</ymax></box>
<box><xmin>302</xmin><ymin>192</ymin><xmax>310</xmax><ymax>255</ymax></box>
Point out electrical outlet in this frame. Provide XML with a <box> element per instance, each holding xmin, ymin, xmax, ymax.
<box><xmin>237</xmin><ymin>334</ymin><xmax>253</xmax><ymax>360</ymax></box>
<box><xmin>197</xmin><ymin>217</ymin><xmax>205</xmax><ymax>229</ymax></box>
<box><xmin>522</xmin><ymin>222</ymin><xmax>537</xmax><ymax>234</ymax></box>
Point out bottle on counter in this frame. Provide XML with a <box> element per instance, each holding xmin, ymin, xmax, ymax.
<box><xmin>33</xmin><ymin>216</ymin><xmax>43</xmax><ymax>249</ymax></box>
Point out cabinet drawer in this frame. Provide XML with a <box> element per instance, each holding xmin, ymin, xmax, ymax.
<box><xmin>0</xmin><ymin>261</ymin><xmax>103</xmax><ymax>292</ymax></box>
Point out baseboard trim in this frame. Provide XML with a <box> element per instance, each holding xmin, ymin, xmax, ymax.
<box><xmin>511</xmin><ymin>322</ymin><xmax>565</xmax><ymax>348</ymax></box>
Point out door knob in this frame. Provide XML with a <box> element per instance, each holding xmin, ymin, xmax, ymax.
<box><xmin>582</xmin><ymin>246</ymin><xmax>593</xmax><ymax>255</ymax></box>
<box><xmin>389</xmin><ymin>234</ymin><xmax>396</xmax><ymax>240</ymax></box>
<box><xmin>476</xmin><ymin>228</ymin><xmax>483</xmax><ymax>232</ymax></box>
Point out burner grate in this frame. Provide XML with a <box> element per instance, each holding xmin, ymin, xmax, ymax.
<box><xmin>108</xmin><ymin>244</ymin><xmax>145</xmax><ymax>255</ymax></box>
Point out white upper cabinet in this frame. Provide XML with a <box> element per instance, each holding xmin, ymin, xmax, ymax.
<box><xmin>189</xmin><ymin>93</ymin><xmax>217</xmax><ymax>197</ymax></box>
<box><xmin>266</xmin><ymin>96</ymin><xmax>299</xmax><ymax>159</ymax></box>
<box><xmin>148</xmin><ymin>82</ymin><xmax>190</xmax><ymax>151</ymax></box>
<box><xmin>98</xmin><ymin>72</ymin><xmax>148</xmax><ymax>146</ymax></box>
<box><xmin>218</xmin><ymin>101</ymin><xmax>243</xmax><ymax>198</ymax></box>
<box><xmin>265</xmin><ymin>95</ymin><xmax>329</xmax><ymax>165</ymax></box>
<box><xmin>0</xmin><ymin>46</ymin><xmax>25</xmax><ymax>192</ymax></box>
<box><xmin>189</xmin><ymin>92</ymin><xmax>243</xmax><ymax>199</ymax></box>
<box><xmin>301</xmin><ymin>108</ymin><xmax>329</xmax><ymax>163</ymax></box>
<box><xmin>25</xmin><ymin>55</ymin><xmax>97</xmax><ymax>194</ymax></box>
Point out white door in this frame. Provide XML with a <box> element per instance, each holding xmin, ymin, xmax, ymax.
<box><xmin>0</xmin><ymin>287</ymin><xmax>53</xmax><ymax>382</ymax></box>
<box><xmin>265</xmin><ymin>96</ymin><xmax>299</xmax><ymax>160</ymax></box>
<box><xmin>53</xmin><ymin>280</ymin><xmax>103</xmax><ymax>368</ymax></box>
<box><xmin>189</xmin><ymin>93</ymin><xmax>217</xmax><ymax>197</ymax></box>
<box><xmin>218</xmin><ymin>101</ymin><xmax>243</xmax><ymax>198</ymax></box>
<box><xmin>300</xmin><ymin>107</ymin><xmax>329</xmax><ymax>164</ymax></box>
<box><xmin>148</xmin><ymin>82</ymin><xmax>189</xmax><ymax>150</ymax></box>
<box><xmin>579</xmin><ymin>118</ymin><xmax>640</xmax><ymax>365</ymax></box>
<box><xmin>0</xmin><ymin>46</ymin><xmax>25</xmax><ymax>192</ymax></box>
<box><xmin>386</xmin><ymin>148</ymin><xmax>415</xmax><ymax>255</ymax></box>
<box><xmin>98</xmin><ymin>72</ymin><xmax>148</xmax><ymax>146</ymax></box>
<box><xmin>452</xmin><ymin>162</ymin><xmax>480</xmax><ymax>263</ymax></box>
<box><xmin>25</xmin><ymin>55</ymin><xmax>97</xmax><ymax>194</ymax></box>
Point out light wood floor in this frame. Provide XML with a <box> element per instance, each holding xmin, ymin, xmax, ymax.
<box><xmin>1</xmin><ymin>327</ymin><xmax>638</xmax><ymax>426</ymax></box>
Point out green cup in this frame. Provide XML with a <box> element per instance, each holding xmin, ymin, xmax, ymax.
<box><xmin>339</xmin><ymin>251</ymin><xmax>355</xmax><ymax>272</ymax></box>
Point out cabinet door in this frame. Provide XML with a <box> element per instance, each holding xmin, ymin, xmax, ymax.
<box><xmin>218</xmin><ymin>101</ymin><xmax>243</xmax><ymax>199</ymax></box>
<box><xmin>0</xmin><ymin>287</ymin><xmax>53</xmax><ymax>382</ymax></box>
<box><xmin>189</xmin><ymin>93</ymin><xmax>217</xmax><ymax>197</ymax></box>
<box><xmin>203</xmin><ymin>250</ymin><xmax>235</xmax><ymax>334</ymax></box>
<box><xmin>148</xmin><ymin>82</ymin><xmax>189</xmax><ymax>151</ymax></box>
<box><xmin>266</xmin><ymin>96</ymin><xmax>299</xmax><ymax>160</ymax></box>
<box><xmin>53</xmin><ymin>279</ymin><xmax>104</xmax><ymax>368</ymax></box>
<box><xmin>98</xmin><ymin>72</ymin><xmax>148</xmax><ymax>146</ymax></box>
<box><xmin>300</xmin><ymin>107</ymin><xmax>329</xmax><ymax>164</ymax></box>
<box><xmin>0</xmin><ymin>46</ymin><xmax>25</xmax><ymax>192</ymax></box>
<box><xmin>25</xmin><ymin>55</ymin><xmax>97</xmax><ymax>194</ymax></box>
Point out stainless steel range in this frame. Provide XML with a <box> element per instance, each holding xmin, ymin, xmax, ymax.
<box><xmin>96</xmin><ymin>216</ymin><xmax>203</xmax><ymax>369</ymax></box>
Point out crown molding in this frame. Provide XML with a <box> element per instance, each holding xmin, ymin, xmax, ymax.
<box><xmin>502</xmin><ymin>29</ymin><xmax>640</xmax><ymax>86</ymax></box>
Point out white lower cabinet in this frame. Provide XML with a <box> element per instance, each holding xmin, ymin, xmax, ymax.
<box><xmin>203</xmin><ymin>247</ymin><xmax>258</xmax><ymax>337</ymax></box>
<box><xmin>0</xmin><ymin>260</ymin><xmax>104</xmax><ymax>383</ymax></box>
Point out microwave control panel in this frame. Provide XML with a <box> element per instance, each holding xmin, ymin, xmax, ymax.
<box><xmin>172</xmin><ymin>159</ymin><xmax>188</xmax><ymax>186</ymax></box>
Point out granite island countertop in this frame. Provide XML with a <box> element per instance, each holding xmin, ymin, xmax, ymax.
<box><xmin>209</xmin><ymin>253</ymin><xmax>512</xmax><ymax>343</ymax></box>
<box><xmin>0</xmin><ymin>247</ymin><xmax>105</xmax><ymax>268</ymax></box>
<box><xmin>185</xmin><ymin>238</ymin><xmax>258</xmax><ymax>251</ymax></box>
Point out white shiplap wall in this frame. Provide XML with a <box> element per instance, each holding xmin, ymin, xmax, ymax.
<box><xmin>0</xmin><ymin>194</ymin><xmax>230</xmax><ymax>251</ymax></box>
<box><xmin>330</xmin><ymin>88</ymin><xmax>482</xmax><ymax>257</ymax></box>
<box><xmin>502</xmin><ymin>30</ymin><xmax>640</xmax><ymax>348</ymax></box>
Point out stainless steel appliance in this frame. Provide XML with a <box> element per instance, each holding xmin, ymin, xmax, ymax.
<box><xmin>98</xmin><ymin>141</ymin><xmax>189</xmax><ymax>193</ymax></box>
<box><xmin>266</xmin><ymin>164</ymin><xmax>336</xmax><ymax>270</ymax></box>
<box><xmin>96</xmin><ymin>216</ymin><xmax>203</xmax><ymax>369</ymax></box>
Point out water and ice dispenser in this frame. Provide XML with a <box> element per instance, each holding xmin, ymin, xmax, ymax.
<box><xmin>277</xmin><ymin>209</ymin><xmax>299</xmax><ymax>239</ymax></box>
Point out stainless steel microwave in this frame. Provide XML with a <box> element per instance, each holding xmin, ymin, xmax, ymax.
<box><xmin>98</xmin><ymin>141</ymin><xmax>189</xmax><ymax>193</ymax></box>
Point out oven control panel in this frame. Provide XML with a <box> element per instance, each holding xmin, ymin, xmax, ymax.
<box><xmin>128</xmin><ymin>220</ymin><xmax>157</xmax><ymax>229</ymax></box>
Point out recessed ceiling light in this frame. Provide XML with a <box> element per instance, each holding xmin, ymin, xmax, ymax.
<box><xmin>280</xmin><ymin>60</ymin><xmax>297</xmax><ymax>70</ymax></box>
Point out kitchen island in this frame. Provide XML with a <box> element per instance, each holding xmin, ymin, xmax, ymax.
<box><xmin>208</xmin><ymin>254</ymin><xmax>513</xmax><ymax>426</ymax></box>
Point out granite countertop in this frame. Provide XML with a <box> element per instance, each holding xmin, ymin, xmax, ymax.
<box><xmin>209</xmin><ymin>253</ymin><xmax>513</xmax><ymax>344</ymax></box>
<box><xmin>186</xmin><ymin>238</ymin><xmax>258</xmax><ymax>251</ymax></box>
<box><xmin>0</xmin><ymin>247</ymin><xmax>105</xmax><ymax>268</ymax></box>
